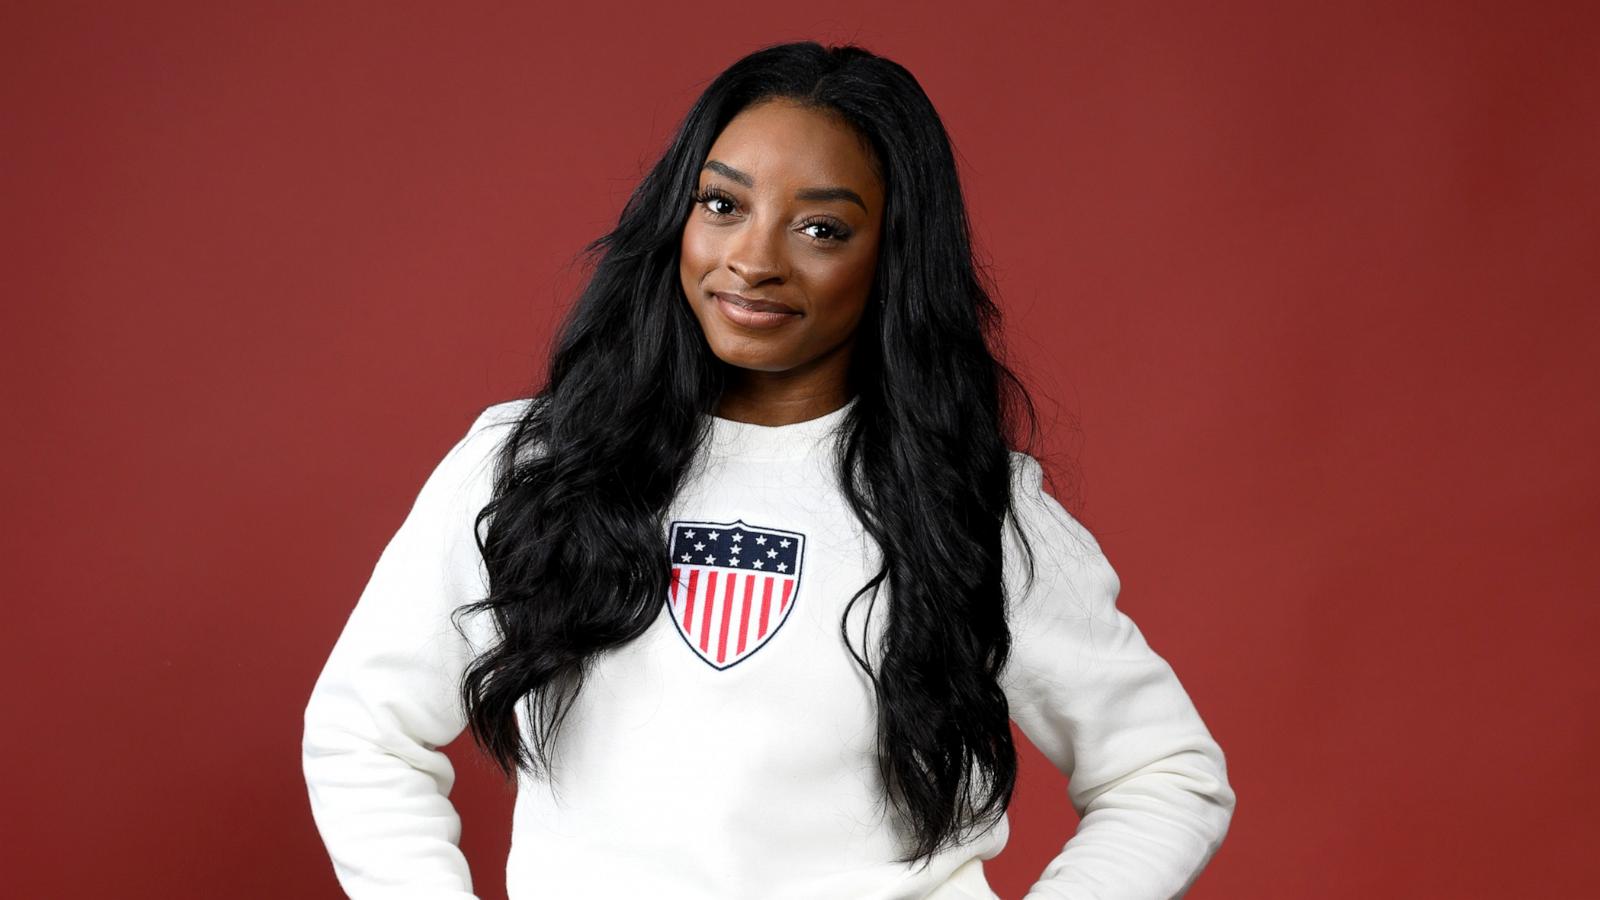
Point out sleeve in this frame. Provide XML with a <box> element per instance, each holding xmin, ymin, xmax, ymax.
<box><xmin>301</xmin><ymin>405</ymin><xmax>509</xmax><ymax>899</ymax></box>
<box><xmin>1000</xmin><ymin>452</ymin><xmax>1236</xmax><ymax>900</ymax></box>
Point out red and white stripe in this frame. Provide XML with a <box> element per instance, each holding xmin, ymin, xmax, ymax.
<box><xmin>669</xmin><ymin>566</ymin><xmax>796</xmax><ymax>666</ymax></box>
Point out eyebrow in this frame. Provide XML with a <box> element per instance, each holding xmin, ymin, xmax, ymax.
<box><xmin>701</xmin><ymin>160</ymin><xmax>870</xmax><ymax>214</ymax></box>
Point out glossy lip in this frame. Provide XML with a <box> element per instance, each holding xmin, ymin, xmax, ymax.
<box><xmin>712</xmin><ymin>291</ymin><xmax>801</xmax><ymax>330</ymax></box>
<box><xmin>713</xmin><ymin>290</ymin><xmax>799</xmax><ymax>314</ymax></box>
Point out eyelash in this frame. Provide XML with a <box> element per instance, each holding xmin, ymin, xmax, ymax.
<box><xmin>690</xmin><ymin>187</ymin><xmax>853</xmax><ymax>244</ymax></box>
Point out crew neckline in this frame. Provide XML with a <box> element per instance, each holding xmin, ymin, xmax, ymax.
<box><xmin>703</xmin><ymin>395</ymin><xmax>858</xmax><ymax>461</ymax></box>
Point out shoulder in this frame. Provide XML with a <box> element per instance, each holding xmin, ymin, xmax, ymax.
<box><xmin>481</xmin><ymin>396</ymin><xmax>537</xmax><ymax>422</ymax></box>
<box><xmin>474</xmin><ymin>396</ymin><xmax>537</xmax><ymax>432</ymax></box>
<box><xmin>456</xmin><ymin>397</ymin><xmax>537</xmax><ymax>458</ymax></box>
<box><xmin>1007</xmin><ymin>449</ymin><xmax>1043</xmax><ymax>494</ymax></box>
<box><xmin>421</xmin><ymin>397</ymin><xmax>537</xmax><ymax>507</ymax></box>
<box><xmin>1005</xmin><ymin>450</ymin><xmax>1097</xmax><ymax>551</ymax></box>
<box><xmin>1002</xmin><ymin>448</ymin><xmax>1119</xmax><ymax>612</ymax></box>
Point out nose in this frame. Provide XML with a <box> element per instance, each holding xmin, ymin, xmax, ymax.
<box><xmin>724</xmin><ymin>214</ymin><xmax>788</xmax><ymax>286</ymax></box>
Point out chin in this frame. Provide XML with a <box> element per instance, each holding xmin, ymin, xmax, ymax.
<box><xmin>713</xmin><ymin>351</ymin><xmax>797</xmax><ymax>374</ymax></box>
<box><xmin>705</xmin><ymin>338</ymin><xmax>797</xmax><ymax>373</ymax></box>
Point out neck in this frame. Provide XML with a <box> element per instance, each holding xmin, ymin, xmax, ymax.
<box><xmin>715</xmin><ymin>374</ymin><xmax>855</xmax><ymax>427</ymax></box>
<box><xmin>715</xmin><ymin>392</ymin><xmax>852</xmax><ymax>427</ymax></box>
<box><xmin>702</xmin><ymin>394</ymin><xmax>859</xmax><ymax>461</ymax></box>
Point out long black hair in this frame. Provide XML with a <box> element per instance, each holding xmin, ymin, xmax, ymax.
<box><xmin>454</xmin><ymin>39</ymin><xmax>1047</xmax><ymax>870</ymax></box>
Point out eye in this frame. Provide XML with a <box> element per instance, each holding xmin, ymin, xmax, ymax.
<box><xmin>692</xmin><ymin>186</ymin><xmax>853</xmax><ymax>245</ymax></box>
<box><xmin>692</xmin><ymin>187</ymin><xmax>738</xmax><ymax>218</ymax></box>
<box><xmin>799</xmin><ymin>217</ymin><xmax>852</xmax><ymax>244</ymax></box>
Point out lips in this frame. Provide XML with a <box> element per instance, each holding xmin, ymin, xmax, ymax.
<box><xmin>713</xmin><ymin>291</ymin><xmax>799</xmax><ymax>315</ymax></box>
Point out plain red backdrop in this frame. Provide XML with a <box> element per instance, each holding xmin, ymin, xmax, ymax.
<box><xmin>3</xmin><ymin>2</ymin><xmax>1596</xmax><ymax>897</ymax></box>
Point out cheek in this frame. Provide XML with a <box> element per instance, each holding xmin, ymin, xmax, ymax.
<box><xmin>807</xmin><ymin>254</ymin><xmax>877</xmax><ymax>325</ymax></box>
<box><xmin>679</xmin><ymin>222</ymin><xmax>716</xmax><ymax>281</ymax></box>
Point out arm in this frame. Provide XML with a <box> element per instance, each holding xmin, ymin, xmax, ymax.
<box><xmin>301</xmin><ymin>405</ymin><xmax>509</xmax><ymax>899</ymax></box>
<box><xmin>1001</xmin><ymin>453</ymin><xmax>1236</xmax><ymax>900</ymax></box>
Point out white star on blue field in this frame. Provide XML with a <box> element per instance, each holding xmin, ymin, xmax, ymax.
<box><xmin>669</xmin><ymin>522</ymin><xmax>800</xmax><ymax>573</ymax></box>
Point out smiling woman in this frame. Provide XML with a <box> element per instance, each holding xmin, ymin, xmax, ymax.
<box><xmin>302</xmin><ymin>39</ymin><xmax>1235</xmax><ymax>900</ymax></box>
<box><xmin>679</xmin><ymin>99</ymin><xmax>885</xmax><ymax>423</ymax></box>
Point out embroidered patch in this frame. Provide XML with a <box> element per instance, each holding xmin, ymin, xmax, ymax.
<box><xmin>665</xmin><ymin>519</ymin><xmax>806</xmax><ymax>669</ymax></box>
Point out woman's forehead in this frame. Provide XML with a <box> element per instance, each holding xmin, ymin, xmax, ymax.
<box><xmin>706</xmin><ymin>101</ymin><xmax>882</xmax><ymax>199</ymax></box>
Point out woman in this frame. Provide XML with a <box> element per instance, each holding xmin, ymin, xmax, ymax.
<box><xmin>303</xmin><ymin>41</ymin><xmax>1236</xmax><ymax>899</ymax></box>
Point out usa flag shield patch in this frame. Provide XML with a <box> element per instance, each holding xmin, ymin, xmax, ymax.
<box><xmin>666</xmin><ymin>519</ymin><xmax>806</xmax><ymax>670</ymax></box>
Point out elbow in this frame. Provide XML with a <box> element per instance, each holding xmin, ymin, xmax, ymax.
<box><xmin>1188</xmin><ymin>738</ymin><xmax>1236</xmax><ymax>844</ymax></box>
<box><xmin>1193</xmin><ymin>748</ymin><xmax>1236</xmax><ymax>862</ymax></box>
<box><xmin>1165</xmin><ymin>753</ymin><xmax>1237</xmax><ymax>880</ymax></box>
<box><xmin>1206</xmin><ymin>775</ymin><xmax>1236</xmax><ymax>858</ymax></box>
<box><xmin>300</xmin><ymin>687</ymin><xmax>379</xmax><ymax>776</ymax></box>
<box><xmin>1098</xmin><ymin>746</ymin><xmax>1238</xmax><ymax>857</ymax></box>
<box><xmin>301</xmin><ymin>704</ymin><xmax>461</xmax><ymax>800</ymax></box>
<box><xmin>301</xmin><ymin>685</ymin><xmax>345</xmax><ymax>759</ymax></box>
<box><xmin>1167</xmin><ymin>729</ymin><xmax>1237</xmax><ymax>854</ymax></box>
<box><xmin>1170</xmin><ymin>774</ymin><xmax>1235</xmax><ymax>899</ymax></box>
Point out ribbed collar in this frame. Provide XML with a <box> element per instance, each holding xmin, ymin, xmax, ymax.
<box><xmin>702</xmin><ymin>395</ymin><xmax>858</xmax><ymax>462</ymax></box>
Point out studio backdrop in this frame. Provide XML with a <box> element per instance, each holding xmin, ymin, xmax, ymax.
<box><xmin>3</xmin><ymin>2</ymin><xmax>1595</xmax><ymax>898</ymax></box>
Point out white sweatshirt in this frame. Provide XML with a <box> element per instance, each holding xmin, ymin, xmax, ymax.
<box><xmin>302</xmin><ymin>396</ymin><xmax>1235</xmax><ymax>899</ymax></box>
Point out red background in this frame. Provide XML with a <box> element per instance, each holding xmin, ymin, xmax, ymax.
<box><xmin>3</xmin><ymin>2</ymin><xmax>1596</xmax><ymax>897</ymax></box>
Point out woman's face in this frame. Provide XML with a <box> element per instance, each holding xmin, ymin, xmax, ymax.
<box><xmin>679</xmin><ymin>98</ymin><xmax>885</xmax><ymax>394</ymax></box>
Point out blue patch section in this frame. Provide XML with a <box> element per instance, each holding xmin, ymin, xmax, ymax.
<box><xmin>667</xmin><ymin>519</ymin><xmax>804</xmax><ymax>576</ymax></box>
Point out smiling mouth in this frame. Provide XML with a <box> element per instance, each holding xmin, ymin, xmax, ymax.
<box><xmin>713</xmin><ymin>291</ymin><xmax>799</xmax><ymax>314</ymax></box>
<box><xmin>712</xmin><ymin>291</ymin><xmax>801</xmax><ymax>330</ymax></box>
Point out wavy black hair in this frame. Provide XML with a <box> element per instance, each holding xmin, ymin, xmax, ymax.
<box><xmin>454</xmin><ymin>39</ymin><xmax>1048</xmax><ymax>870</ymax></box>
